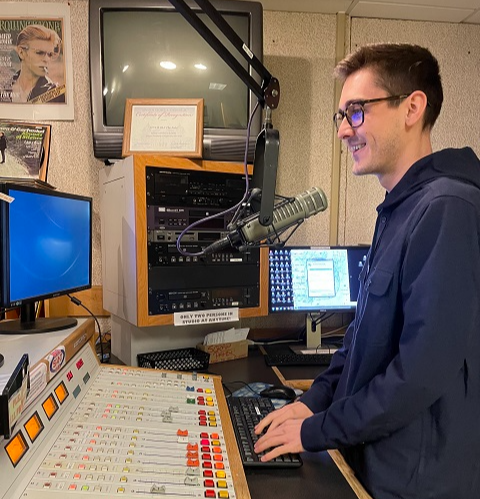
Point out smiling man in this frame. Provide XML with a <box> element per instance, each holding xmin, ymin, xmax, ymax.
<box><xmin>11</xmin><ymin>24</ymin><xmax>65</xmax><ymax>104</ymax></box>
<box><xmin>254</xmin><ymin>44</ymin><xmax>480</xmax><ymax>499</ymax></box>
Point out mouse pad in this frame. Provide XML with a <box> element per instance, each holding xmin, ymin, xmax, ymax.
<box><xmin>230</xmin><ymin>382</ymin><xmax>303</xmax><ymax>409</ymax></box>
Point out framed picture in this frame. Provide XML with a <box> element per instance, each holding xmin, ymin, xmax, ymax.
<box><xmin>122</xmin><ymin>98</ymin><xmax>204</xmax><ymax>158</ymax></box>
<box><xmin>0</xmin><ymin>121</ymin><xmax>51</xmax><ymax>181</ymax></box>
<box><xmin>0</xmin><ymin>2</ymin><xmax>74</xmax><ymax>121</ymax></box>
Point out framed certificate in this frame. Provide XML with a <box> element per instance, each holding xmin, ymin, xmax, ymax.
<box><xmin>122</xmin><ymin>98</ymin><xmax>204</xmax><ymax>158</ymax></box>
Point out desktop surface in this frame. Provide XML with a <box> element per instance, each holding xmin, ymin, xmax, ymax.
<box><xmin>211</xmin><ymin>346</ymin><xmax>362</xmax><ymax>499</ymax></box>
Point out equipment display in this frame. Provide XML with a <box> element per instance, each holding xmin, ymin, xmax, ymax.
<box><xmin>0</xmin><ymin>184</ymin><xmax>92</xmax><ymax>334</ymax></box>
<box><xmin>269</xmin><ymin>246</ymin><xmax>370</xmax><ymax>313</ymax></box>
<box><xmin>89</xmin><ymin>0</ymin><xmax>263</xmax><ymax>161</ymax></box>
<box><xmin>146</xmin><ymin>167</ymin><xmax>261</xmax><ymax>314</ymax></box>
<box><xmin>0</xmin><ymin>342</ymin><xmax>249</xmax><ymax>499</ymax></box>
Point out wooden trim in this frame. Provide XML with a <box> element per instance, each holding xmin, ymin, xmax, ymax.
<box><xmin>328</xmin><ymin>450</ymin><xmax>373</xmax><ymax>499</ymax></box>
<box><xmin>213</xmin><ymin>376</ymin><xmax>251</xmax><ymax>499</ymax></box>
<box><xmin>45</xmin><ymin>286</ymin><xmax>109</xmax><ymax>318</ymax></box>
<box><xmin>130</xmin><ymin>155</ymin><xmax>264</xmax><ymax>327</ymax></box>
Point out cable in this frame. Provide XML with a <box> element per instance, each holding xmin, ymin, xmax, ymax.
<box><xmin>67</xmin><ymin>294</ymin><xmax>105</xmax><ymax>363</ymax></box>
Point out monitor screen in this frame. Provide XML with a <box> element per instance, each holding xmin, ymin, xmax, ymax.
<box><xmin>89</xmin><ymin>0</ymin><xmax>264</xmax><ymax>161</ymax></box>
<box><xmin>269</xmin><ymin>246</ymin><xmax>370</xmax><ymax>313</ymax></box>
<box><xmin>7</xmin><ymin>188</ymin><xmax>91</xmax><ymax>304</ymax></box>
<box><xmin>0</xmin><ymin>185</ymin><xmax>92</xmax><ymax>334</ymax></box>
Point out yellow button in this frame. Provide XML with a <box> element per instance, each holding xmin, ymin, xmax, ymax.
<box><xmin>216</xmin><ymin>471</ymin><xmax>226</xmax><ymax>479</ymax></box>
<box><xmin>217</xmin><ymin>480</ymin><xmax>227</xmax><ymax>488</ymax></box>
<box><xmin>218</xmin><ymin>489</ymin><xmax>229</xmax><ymax>497</ymax></box>
<box><xmin>212</xmin><ymin>440</ymin><xmax>220</xmax><ymax>446</ymax></box>
<box><xmin>205</xmin><ymin>389</ymin><xmax>212</xmax><ymax>394</ymax></box>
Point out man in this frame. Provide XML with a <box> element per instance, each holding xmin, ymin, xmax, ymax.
<box><xmin>0</xmin><ymin>132</ymin><xmax>6</xmax><ymax>163</ymax></box>
<box><xmin>254</xmin><ymin>43</ymin><xmax>480</xmax><ymax>499</ymax></box>
<box><xmin>10</xmin><ymin>24</ymin><xmax>65</xmax><ymax>103</ymax></box>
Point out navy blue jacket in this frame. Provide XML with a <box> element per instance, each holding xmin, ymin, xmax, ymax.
<box><xmin>300</xmin><ymin>148</ymin><xmax>480</xmax><ymax>499</ymax></box>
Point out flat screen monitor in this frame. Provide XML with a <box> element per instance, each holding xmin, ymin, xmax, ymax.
<box><xmin>269</xmin><ymin>246</ymin><xmax>370</xmax><ymax>313</ymax></box>
<box><xmin>89</xmin><ymin>0</ymin><xmax>264</xmax><ymax>161</ymax></box>
<box><xmin>0</xmin><ymin>184</ymin><xmax>92</xmax><ymax>334</ymax></box>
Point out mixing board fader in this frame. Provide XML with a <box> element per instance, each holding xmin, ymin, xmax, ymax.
<box><xmin>0</xmin><ymin>343</ymin><xmax>250</xmax><ymax>499</ymax></box>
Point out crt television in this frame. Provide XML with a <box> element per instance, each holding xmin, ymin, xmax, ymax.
<box><xmin>269</xmin><ymin>246</ymin><xmax>370</xmax><ymax>313</ymax></box>
<box><xmin>89</xmin><ymin>0</ymin><xmax>264</xmax><ymax>162</ymax></box>
<box><xmin>0</xmin><ymin>184</ymin><xmax>92</xmax><ymax>334</ymax></box>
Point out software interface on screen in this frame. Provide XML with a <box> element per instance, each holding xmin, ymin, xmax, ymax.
<box><xmin>8</xmin><ymin>189</ymin><xmax>91</xmax><ymax>303</ymax></box>
<box><xmin>269</xmin><ymin>247</ymin><xmax>369</xmax><ymax>312</ymax></box>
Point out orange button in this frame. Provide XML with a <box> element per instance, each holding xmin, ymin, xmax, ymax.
<box><xmin>214</xmin><ymin>463</ymin><xmax>224</xmax><ymax>470</ymax></box>
<box><xmin>211</xmin><ymin>433</ymin><xmax>219</xmax><ymax>439</ymax></box>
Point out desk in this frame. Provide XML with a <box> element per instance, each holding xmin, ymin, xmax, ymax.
<box><xmin>209</xmin><ymin>346</ymin><xmax>372</xmax><ymax>499</ymax></box>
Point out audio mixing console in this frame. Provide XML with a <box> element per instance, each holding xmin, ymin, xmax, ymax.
<box><xmin>0</xmin><ymin>341</ymin><xmax>250</xmax><ymax>499</ymax></box>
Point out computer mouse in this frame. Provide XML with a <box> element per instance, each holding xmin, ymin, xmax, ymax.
<box><xmin>259</xmin><ymin>384</ymin><xmax>297</xmax><ymax>401</ymax></box>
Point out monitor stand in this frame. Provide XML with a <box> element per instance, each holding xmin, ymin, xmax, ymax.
<box><xmin>0</xmin><ymin>303</ymin><xmax>77</xmax><ymax>335</ymax></box>
<box><xmin>306</xmin><ymin>314</ymin><xmax>323</xmax><ymax>349</ymax></box>
<box><xmin>300</xmin><ymin>315</ymin><xmax>338</xmax><ymax>355</ymax></box>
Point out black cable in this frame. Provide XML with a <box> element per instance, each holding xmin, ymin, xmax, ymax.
<box><xmin>67</xmin><ymin>294</ymin><xmax>105</xmax><ymax>363</ymax></box>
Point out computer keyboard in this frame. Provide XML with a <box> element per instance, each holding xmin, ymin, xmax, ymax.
<box><xmin>227</xmin><ymin>396</ymin><xmax>303</xmax><ymax>468</ymax></box>
<box><xmin>264</xmin><ymin>352</ymin><xmax>334</xmax><ymax>367</ymax></box>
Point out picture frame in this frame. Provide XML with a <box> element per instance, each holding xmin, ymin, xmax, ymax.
<box><xmin>122</xmin><ymin>98</ymin><xmax>204</xmax><ymax>158</ymax></box>
<box><xmin>0</xmin><ymin>2</ymin><xmax>75</xmax><ymax>121</ymax></box>
<box><xmin>0</xmin><ymin>121</ymin><xmax>51</xmax><ymax>182</ymax></box>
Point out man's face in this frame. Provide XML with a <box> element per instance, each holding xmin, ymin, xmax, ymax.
<box><xmin>19</xmin><ymin>39</ymin><xmax>56</xmax><ymax>78</ymax></box>
<box><xmin>337</xmin><ymin>68</ymin><xmax>407</xmax><ymax>185</ymax></box>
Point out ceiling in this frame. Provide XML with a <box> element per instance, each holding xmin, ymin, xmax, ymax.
<box><xmin>237</xmin><ymin>0</ymin><xmax>480</xmax><ymax>24</ymax></box>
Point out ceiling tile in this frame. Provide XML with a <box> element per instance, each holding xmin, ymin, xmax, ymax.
<box><xmin>350</xmin><ymin>2</ymin><xmax>475</xmax><ymax>23</ymax></box>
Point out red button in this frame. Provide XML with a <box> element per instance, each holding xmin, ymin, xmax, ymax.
<box><xmin>205</xmin><ymin>491</ymin><xmax>215</xmax><ymax>498</ymax></box>
<box><xmin>202</xmin><ymin>454</ymin><xmax>212</xmax><ymax>461</ymax></box>
<box><xmin>204</xmin><ymin>480</ymin><xmax>214</xmax><ymax>487</ymax></box>
<box><xmin>200</xmin><ymin>432</ymin><xmax>209</xmax><ymax>438</ymax></box>
<box><xmin>203</xmin><ymin>462</ymin><xmax>212</xmax><ymax>469</ymax></box>
<box><xmin>203</xmin><ymin>470</ymin><xmax>214</xmax><ymax>478</ymax></box>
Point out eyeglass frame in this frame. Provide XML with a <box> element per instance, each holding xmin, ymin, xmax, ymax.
<box><xmin>18</xmin><ymin>45</ymin><xmax>59</xmax><ymax>60</ymax></box>
<box><xmin>333</xmin><ymin>94</ymin><xmax>410</xmax><ymax>132</ymax></box>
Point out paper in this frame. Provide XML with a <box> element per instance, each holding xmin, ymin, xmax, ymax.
<box><xmin>203</xmin><ymin>327</ymin><xmax>249</xmax><ymax>346</ymax></box>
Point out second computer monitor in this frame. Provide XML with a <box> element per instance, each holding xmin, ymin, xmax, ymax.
<box><xmin>269</xmin><ymin>246</ymin><xmax>370</xmax><ymax>313</ymax></box>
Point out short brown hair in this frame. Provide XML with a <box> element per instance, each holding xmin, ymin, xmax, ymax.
<box><xmin>16</xmin><ymin>24</ymin><xmax>61</xmax><ymax>52</ymax></box>
<box><xmin>334</xmin><ymin>43</ymin><xmax>443</xmax><ymax>130</ymax></box>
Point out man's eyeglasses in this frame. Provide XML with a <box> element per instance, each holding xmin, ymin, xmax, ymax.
<box><xmin>333</xmin><ymin>94</ymin><xmax>409</xmax><ymax>132</ymax></box>
<box><xmin>19</xmin><ymin>45</ymin><xmax>59</xmax><ymax>60</ymax></box>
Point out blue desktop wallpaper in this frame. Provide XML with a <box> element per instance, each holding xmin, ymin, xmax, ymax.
<box><xmin>8</xmin><ymin>189</ymin><xmax>91</xmax><ymax>303</ymax></box>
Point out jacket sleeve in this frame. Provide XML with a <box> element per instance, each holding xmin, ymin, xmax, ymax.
<box><xmin>301</xmin><ymin>195</ymin><xmax>480</xmax><ymax>450</ymax></box>
<box><xmin>299</xmin><ymin>321</ymin><xmax>354</xmax><ymax>413</ymax></box>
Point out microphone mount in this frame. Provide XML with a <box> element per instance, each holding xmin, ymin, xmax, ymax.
<box><xmin>168</xmin><ymin>0</ymin><xmax>280</xmax><ymax>227</ymax></box>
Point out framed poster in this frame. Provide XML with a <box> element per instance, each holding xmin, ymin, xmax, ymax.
<box><xmin>0</xmin><ymin>121</ymin><xmax>51</xmax><ymax>181</ymax></box>
<box><xmin>122</xmin><ymin>98</ymin><xmax>204</xmax><ymax>158</ymax></box>
<box><xmin>0</xmin><ymin>2</ymin><xmax>74</xmax><ymax>121</ymax></box>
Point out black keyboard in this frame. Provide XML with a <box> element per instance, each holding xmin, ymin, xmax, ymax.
<box><xmin>227</xmin><ymin>396</ymin><xmax>303</xmax><ymax>468</ymax></box>
<box><xmin>264</xmin><ymin>352</ymin><xmax>334</xmax><ymax>367</ymax></box>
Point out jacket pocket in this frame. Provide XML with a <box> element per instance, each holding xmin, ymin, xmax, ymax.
<box><xmin>365</xmin><ymin>268</ymin><xmax>393</xmax><ymax>296</ymax></box>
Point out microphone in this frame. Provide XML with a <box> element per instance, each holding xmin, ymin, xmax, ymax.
<box><xmin>204</xmin><ymin>187</ymin><xmax>328</xmax><ymax>253</ymax></box>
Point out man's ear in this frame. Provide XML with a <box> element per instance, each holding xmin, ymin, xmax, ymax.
<box><xmin>405</xmin><ymin>90</ymin><xmax>428</xmax><ymax>127</ymax></box>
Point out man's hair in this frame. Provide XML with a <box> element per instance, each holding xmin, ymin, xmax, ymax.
<box><xmin>16</xmin><ymin>24</ymin><xmax>61</xmax><ymax>51</ymax></box>
<box><xmin>334</xmin><ymin>43</ymin><xmax>443</xmax><ymax>130</ymax></box>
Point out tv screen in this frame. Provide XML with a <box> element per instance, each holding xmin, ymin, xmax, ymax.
<box><xmin>0</xmin><ymin>184</ymin><xmax>92</xmax><ymax>334</ymax></box>
<box><xmin>89</xmin><ymin>0</ymin><xmax>264</xmax><ymax>161</ymax></box>
<box><xmin>269</xmin><ymin>246</ymin><xmax>370</xmax><ymax>313</ymax></box>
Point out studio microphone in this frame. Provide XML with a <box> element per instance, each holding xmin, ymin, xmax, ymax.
<box><xmin>204</xmin><ymin>187</ymin><xmax>328</xmax><ymax>253</ymax></box>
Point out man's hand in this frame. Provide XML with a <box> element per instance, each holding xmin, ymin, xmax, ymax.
<box><xmin>253</xmin><ymin>401</ymin><xmax>313</xmax><ymax>462</ymax></box>
<box><xmin>255</xmin><ymin>401</ymin><xmax>313</xmax><ymax>434</ymax></box>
